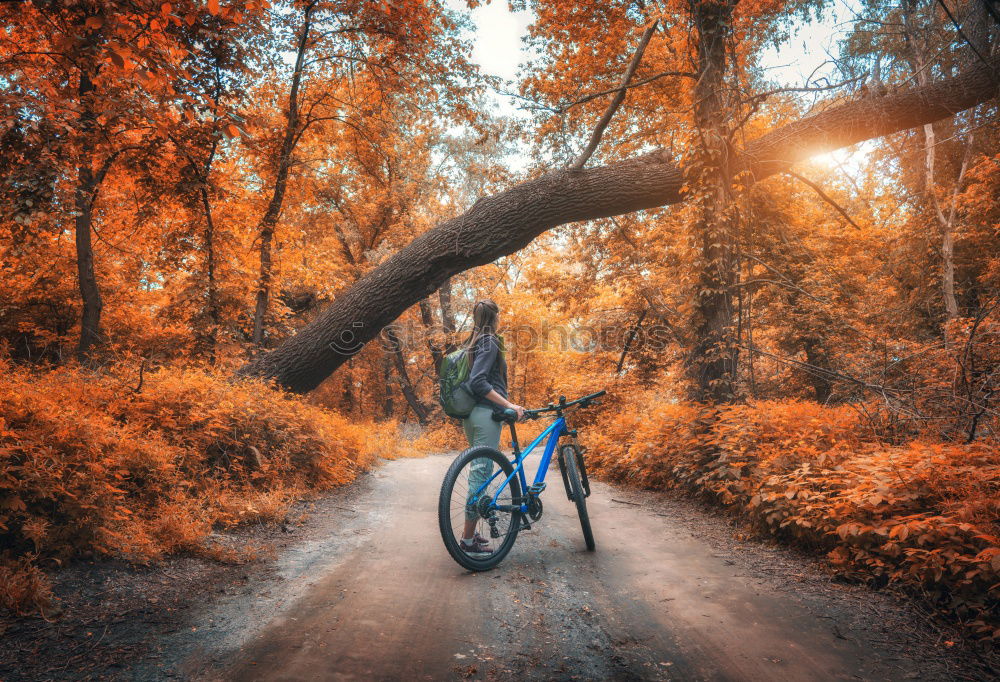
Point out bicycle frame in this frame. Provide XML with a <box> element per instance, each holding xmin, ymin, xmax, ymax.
<box><xmin>470</xmin><ymin>415</ymin><xmax>569</xmax><ymax>514</ymax></box>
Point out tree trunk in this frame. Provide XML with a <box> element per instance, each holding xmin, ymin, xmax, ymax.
<box><xmin>941</xmin><ymin>223</ymin><xmax>958</xmax><ymax>319</ymax></box>
<box><xmin>803</xmin><ymin>338</ymin><xmax>834</xmax><ymax>404</ymax></box>
<box><xmin>201</xmin><ymin>181</ymin><xmax>221</xmax><ymax>353</ymax></box>
<box><xmin>439</xmin><ymin>277</ymin><xmax>456</xmax><ymax>335</ymax></box>
<box><xmin>438</xmin><ymin>277</ymin><xmax>458</xmax><ymax>356</ymax></box>
<box><xmin>237</xmin><ymin>53</ymin><xmax>1000</xmax><ymax>393</ymax></box>
<box><xmin>74</xmin><ymin>40</ymin><xmax>102</xmax><ymax>360</ymax></box>
<box><xmin>940</xmin><ymin>133</ymin><xmax>976</xmax><ymax>326</ymax></box>
<box><xmin>341</xmin><ymin>359</ymin><xmax>354</xmax><ymax>413</ymax></box>
<box><xmin>251</xmin><ymin>1</ymin><xmax>315</xmax><ymax>347</ymax></box>
<box><xmin>688</xmin><ymin>0</ymin><xmax>738</xmax><ymax>402</ymax></box>
<box><xmin>417</xmin><ymin>298</ymin><xmax>444</xmax><ymax>369</ymax></box>
<box><xmin>615</xmin><ymin>309</ymin><xmax>647</xmax><ymax>375</ymax></box>
<box><xmin>382</xmin><ymin>354</ymin><xmax>394</xmax><ymax>419</ymax></box>
<box><xmin>384</xmin><ymin>327</ymin><xmax>430</xmax><ymax>424</ymax></box>
<box><xmin>913</xmin><ymin>51</ymin><xmax>961</xmax><ymax>321</ymax></box>
<box><xmin>201</xmin><ymin>67</ymin><xmax>224</xmax><ymax>356</ymax></box>
<box><xmin>902</xmin><ymin>0</ymin><xmax>979</xmax><ymax>324</ymax></box>
<box><xmin>919</xmin><ymin>118</ymin><xmax>963</xmax><ymax>321</ymax></box>
<box><xmin>74</xmin><ymin>152</ymin><xmax>102</xmax><ymax>359</ymax></box>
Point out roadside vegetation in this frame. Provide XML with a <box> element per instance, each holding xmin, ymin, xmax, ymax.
<box><xmin>0</xmin><ymin>359</ymin><xmax>400</xmax><ymax>616</ymax></box>
<box><xmin>588</xmin><ymin>395</ymin><xmax>1000</xmax><ymax>639</ymax></box>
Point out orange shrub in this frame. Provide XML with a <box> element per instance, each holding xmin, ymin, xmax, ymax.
<box><xmin>0</xmin><ymin>359</ymin><xmax>401</xmax><ymax>615</ymax></box>
<box><xmin>587</xmin><ymin>398</ymin><xmax>1000</xmax><ymax>639</ymax></box>
<box><xmin>409</xmin><ymin>419</ymin><xmax>468</xmax><ymax>454</ymax></box>
<box><xmin>0</xmin><ymin>554</ymin><xmax>51</xmax><ymax>617</ymax></box>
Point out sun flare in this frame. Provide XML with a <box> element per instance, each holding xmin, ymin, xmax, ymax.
<box><xmin>810</xmin><ymin>143</ymin><xmax>875</xmax><ymax>177</ymax></box>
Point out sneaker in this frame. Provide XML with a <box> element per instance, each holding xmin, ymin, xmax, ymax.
<box><xmin>460</xmin><ymin>533</ymin><xmax>494</xmax><ymax>556</ymax></box>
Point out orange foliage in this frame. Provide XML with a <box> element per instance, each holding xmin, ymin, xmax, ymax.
<box><xmin>587</xmin><ymin>397</ymin><xmax>1000</xmax><ymax>639</ymax></box>
<box><xmin>0</xmin><ymin>357</ymin><xmax>400</xmax><ymax>615</ymax></box>
<box><xmin>409</xmin><ymin>421</ymin><xmax>469</xmax><ymax>454</ymax></box>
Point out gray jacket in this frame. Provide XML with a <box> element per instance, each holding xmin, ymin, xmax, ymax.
<box><xmin>466</xmin><ymin>333</ymin><xmax>508</xmax><ymax>412</ymax></box>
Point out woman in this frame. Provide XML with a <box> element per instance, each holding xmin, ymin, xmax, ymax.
<box><xmin>460</xmin><ymin>299</ymin><xmax>525</xmax><ymax>555</ymax></box>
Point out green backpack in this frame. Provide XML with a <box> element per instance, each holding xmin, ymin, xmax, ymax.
<box><xmin>438</xmin><ymin>347</ymin><xmax>477</xmax><ymax>418</ymax></box>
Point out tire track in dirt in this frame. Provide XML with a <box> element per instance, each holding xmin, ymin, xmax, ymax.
<box><xmin>153</xmin><ymin>454</ymin><xmax>990</xmax><ymax>681</ymax></box>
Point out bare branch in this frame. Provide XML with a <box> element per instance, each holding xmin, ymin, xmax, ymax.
<box><xmin>561</xmin><ymin>70</ymin><xmax>696</xmax><ymax>113</ymax></box>
<box><xmin>570</xmin><ymin>20</ymin><xmax>659</xmax><ymax>171</ymax></box>
<box><xmin>740</xmin><ymin>75</ymin><xmax>865</xmax><ymax>105</ymax></box>
<box><xmin>782</xmin><ymin>170</ymin><xmax>863</xmax><ymax>230</ymax></box>
<box><xmin>615</xmin><ymin>309</ymin><xmax>647</xmax><ymax>375</ymax></box>
<box><xmin>741</xmin><ymin>253</ymin><xmax>831</xmax><ymax>305</ymax></box>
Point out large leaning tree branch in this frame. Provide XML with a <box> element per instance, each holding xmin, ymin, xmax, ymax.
<box><xmin>238</xmin><ymin>54</ymin><xmax>1000</xmax><ymax>394</ymax></box>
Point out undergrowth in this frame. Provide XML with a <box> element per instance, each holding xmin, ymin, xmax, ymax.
<box><xmin>0</xmin><ymin>359</ymin><xmax>401</xmax><ymax>616</ymax></box>
<box><xmin>587</xmin><ymin>396</ymin><xmax>1000</xmax><ymax>640</ymax></box>
<box><xmin>409</xmin><ymin>420</ymin><xmax>473</xmax><ymax>453</ymax></box>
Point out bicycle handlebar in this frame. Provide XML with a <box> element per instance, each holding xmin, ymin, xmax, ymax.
<box><xmin>522</xmin><ymin>389</ymin><xmax>607</xmax><ymax>420</ymax></box>
<box><xmin>490</xmin><ymin>390</ymin><xmax>607</xmax><ymax>423</ymax></box>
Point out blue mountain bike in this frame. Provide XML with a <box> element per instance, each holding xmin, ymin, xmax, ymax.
<box><xmin>438</xmin><ymin>390</ymin><xmax>606</xmax><ymax>571</ymax></box>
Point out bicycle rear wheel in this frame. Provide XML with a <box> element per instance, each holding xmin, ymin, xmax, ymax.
<box><xmin>560</xmin><ymin>444</ymin><xmax>595</xmax><ymax>551</ymax></box>
<box><xmin>438</xmin><ymin>446</ymin><xmax>523</xmax><ymax>571</ymax></box>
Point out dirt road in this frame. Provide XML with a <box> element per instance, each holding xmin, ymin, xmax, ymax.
<box><xmin>127</xmin><ymin>453</ymin><xmax>981</xmax><ymax>682</ymax></box>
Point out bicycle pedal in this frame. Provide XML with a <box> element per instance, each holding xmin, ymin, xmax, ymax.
<box><xmin>527</xmin><ymin>482</ymin><xmax>546</xmax><ymax>495</ymax></box>
<box><xmin>528</xmin><ymin>482</ymin><xmax>547</xmax><ymax>494</ymax></box>
<box><xmin>519</xmin><ymin>519</ymin><xmax>532</xmax><ymax>531</ymax></box>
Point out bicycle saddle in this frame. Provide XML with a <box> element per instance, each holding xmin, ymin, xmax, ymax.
<box><xmin>491</xmin><ymin>408</ymin><xmax>518</xmax><ymax>423</ymax></box>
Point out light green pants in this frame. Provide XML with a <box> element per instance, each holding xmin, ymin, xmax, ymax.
<box><xmin>462</xmin><ymin>405</ymin><xmax>502</xmax><ymax>521</ymax></box>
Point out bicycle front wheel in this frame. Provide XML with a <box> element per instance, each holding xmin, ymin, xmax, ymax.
<box><xmin>438</xmin><ymin>446</ymin><xmax>523</xmax><ymax>571</ymax></box>
<box><xmin>561</xmin><ymin>444</ymin><xmax>595</xmax><ymax>551</ymax></box>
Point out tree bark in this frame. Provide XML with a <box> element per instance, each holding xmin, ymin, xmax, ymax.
<box><xmin>201</xmin><ymin>66</ymin><xmax>224</xmax><ymax>356</ymax></box>
<box><xmin>74</xmin><ymin>26</ymin><xmax>102</xmax><ymax>361</ymax></box>
<box><xmin>74</xmin><ymin>149</ymin><xmax>102</xmax><ymax>359</ymax></box>
<box><xmin>201</xmin><ymin>173</ymin><xmax>220</xmax><ymax>347</ymax></box>
<box><xmin>615</xmin><ymin>309</ymin><xmax>647</xmax><ymax>375</ymax></box>
<box><xmin>909</xmin><ymin>21</ymin><xmax>962</xmax><ymax>322</ymax></box>
<box><xmin>341</xmin><ymin>359</ymin><xmax>354</xmax><ymax>413</ymax></box>
<box><xmin>384</xmin><ymin>327</ymin><xmax>430</xmax><ymax>424</ymax></box>
<box><xmin>901</xmin><ymin>0</ymin><xmax>988</xmax><ymax>323</ymax></box>
<box><xmin>251</xmin><ymin>1</ymin><xmax>315</xmax><ymax>347</ymax></box>
<box><xmin>688</xmin><ymin>0</ymin><xmax>738</xmax><ymax>402</ymax></box>
<box><xmin>803</xmin><ymin>337</ymin><xmax>834</xmax><ymax>404</ymax></box>
<box><xmin>438</xmin><ymin>277</ymin><xmax>457</xmax><ymax>353</ymax></box>
<box><xmin>939</xmin><ymin>135</ymin><xmax>975</xmax><ymax>324</ymax></box>
<box><xmin>417</xmin><ymin>298</ymin><xmax>444</xmax><ymax>369</ymax></box>
<box><xmin>382</xmin><ymin>354</ymin><xmax>394</xmax><ymax>419</ymax></box>
<box><xmin>238</xmin><ymin>53</ymin><xmax>1000</xmax><ymax>393</ymax></box>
